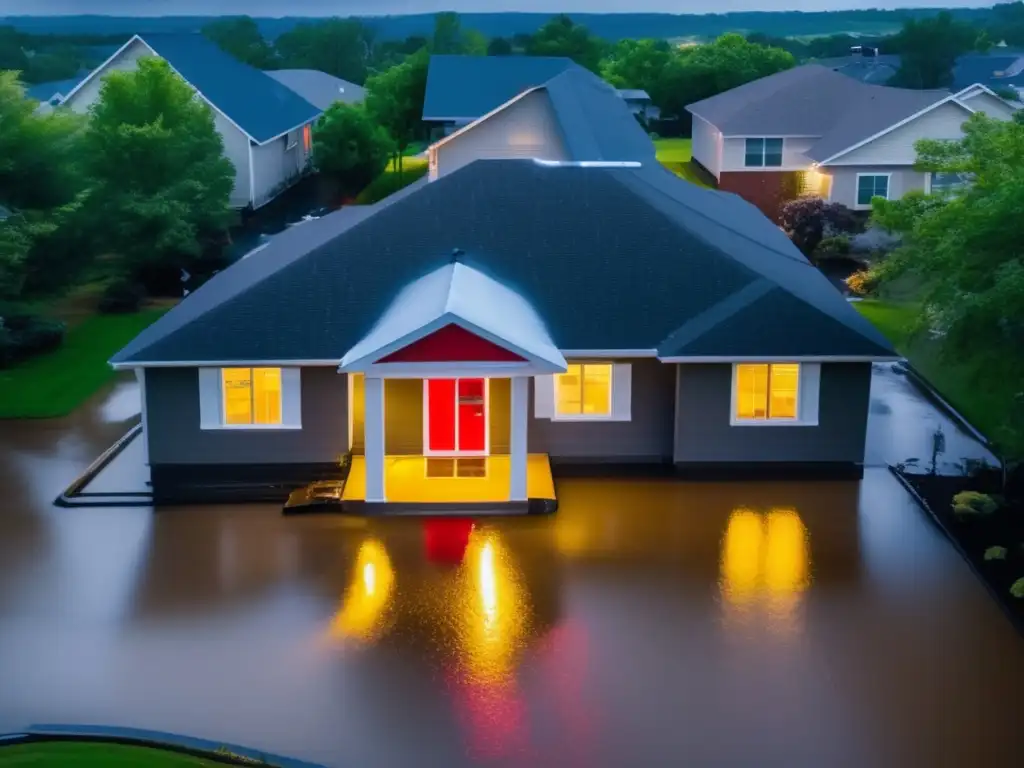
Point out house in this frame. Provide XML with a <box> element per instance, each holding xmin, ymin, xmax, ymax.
<box><xmin>25</xmin><ymin>74</ymin><xmax>88</xmax><ymax>111</ymax></box>
<box><xmin>616</xmin><ymin>88</ymin><xmax>661</xmax><ymax>121</ymax></box>
<box><xmin>426</xmin><ymin>66</ymin><xmax>656</xmax><ymax>181</ymax></box>
<box><xmin>109</xmin><ymin>157</ymin><xmax>896</xmax><ymax>508</ymax></box>
<box><xmin>60</xmin><ymin>33</ymin><xmax>323</xmax><ymax>210</ymax></box>
<box><xmin>264</xmin><ymin>69</ymin><xmax>366</xmax><ymax>111</ymax></box>
<box><xmin>814</xmin><ymin>51</ymin><xmax>901</xmax><ymax>85</ymax></box>
<box><xmin>687</xmin><ymin>65</ymin><xmax>1015</xmax><ymax>220</ymax></box>
<box><xmin>422</xmin><ymin>54</ymin><xmax>643</xmax><ymax>136</ymax></box>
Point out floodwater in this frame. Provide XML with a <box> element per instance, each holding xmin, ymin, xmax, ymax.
<box><xmin>0</xmin><ymin>367</ymin><xmax>1021</xmax><ymax>768</ymax></box>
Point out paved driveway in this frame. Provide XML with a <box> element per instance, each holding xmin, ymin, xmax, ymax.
<box><xmin>0</xmin><ymin>365</ymin><xmax>1020</xmax><ymax>768</ymax></box>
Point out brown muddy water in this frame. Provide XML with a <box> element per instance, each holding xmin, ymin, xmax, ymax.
<box><xmin>0</xmin><ymin>370</ymin><xmax>1022</xmax><ymax>768</ymax></box>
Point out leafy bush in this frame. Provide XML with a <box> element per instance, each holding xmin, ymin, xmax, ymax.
<box><xmin>98</xmin><ymin>279</ymin><xmax>146</xmax><ymax>314</ymax></box>
<box><xmin>780</xmin><ymin>196</ymin><xmax>861</xmax><ymax>256</ymax></box>
<box><xmin>1011</xmin><ymin>577</ymin><xmax>1024</xmax><ymax>599</ymax></box>
<box><xmin>0</xmin><ymin>307</ymin><xmax>65</xmax><ymax>368</ymax></box>
<box><xmin>813</xmin><ymin>235</ymin><xmax>851</xmax><ymax>261</ymax></box>
<box><xmin>845</xmin><ymin>269</ymin><xmax>878</xmax><ymax>297</ymax></box>
<box><xmin>983</xmin><ymin>546</ymin><xmax>1008</xmax><ymax>561</ymax></box>
<box><xmin>951</xmin><ymin>490</ymin><xmax>998</xmax><ymax>517</ymax></box>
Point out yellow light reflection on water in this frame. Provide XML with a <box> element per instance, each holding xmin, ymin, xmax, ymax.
<box><xmin>720</xmin><ymin>507</ymin><xmax>810</xmax><ymax>630</ymax></box>
<box><xmin>329</xmin><ymin>538</ymin><xmax>395</xmax><ymax>642</ymax></box>
<box><xmin>457</xmin><ymin>529</ymin><xmax>529</xmax><ymax>684</ymax></box>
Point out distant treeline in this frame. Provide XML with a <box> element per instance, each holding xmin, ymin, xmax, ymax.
<box><xmin>0</xmin><ymin>8</ymin><xmax>1006</xmax><ymax>43</ymax></box>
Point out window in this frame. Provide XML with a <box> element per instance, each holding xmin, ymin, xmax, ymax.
<box><xmin>198</xmin><ymin>367</ymin><xmax>301</xmax><ymax>430</ymax></box>
<box><xmin>556</xmin><ymin>363</ymin><xmax>612</xmax><ymax>417</ymax></box>
<box><xmin>223</xmin><ymin>368</ymin><xmax>282</xmax><ymax>425</ymax></box>
<box><xmin>744</xmin><ymin>138</ymin><xmax>783</xmax><ymax>168</ymax></box>
<box><xmin>930</xmin><ymin>171</ymin><xmax>972</xmax><ymax>197</ymax></box>
<box><xmin>285</xmin><ymin>132</ymin><xmax>298</xmax><ymax>151</ymax></box>
<box><xmin>732</xmin><ymin>363</ymin><xmax>807</xmax><ymax>423</ymax></box>
<box><xmin>302</xmin><ymin>124</ymin><xmax>312</xmax><ymax>152</ymax></box>
<box><xmin>856</xmin><ymin>174</ymin><xmax>889</xmax><ymax>206</ymax></box>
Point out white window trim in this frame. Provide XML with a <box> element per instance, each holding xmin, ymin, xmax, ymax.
<box><xmin>199</xmin><ymin>367</ymin><xmax>302</xmax><ymax>431</ymax></box>
<box><xmin>854</xmin><ymin>172</ymin><xmax>892</xmax><ymax>209</ymax></box>
<box><xmin>421</xmin><ymin>378</ymin><xmax>491</xmax><ymax>457</ymax></box>
<box><xmin>551</xmin><ymin>362</ymin><xmax>614</xmax><ymax>422</ymax></box>
<box><xmin>537</xmin><ymin>363</ymin><xmax>632</xmax><ymax>422</ymax></box>
<box><xmin>729</xmin><ymin>363</ymin><xmax>820</xmax><ymax>428</ymax></box>
<box><xmin>744</xmin><ymin>137</ymin><xmax>784</xmax><ymax>169</ymax></box>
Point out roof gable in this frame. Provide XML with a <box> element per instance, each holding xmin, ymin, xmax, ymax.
<box><xmin>111</xmin><ymin>160</ymin><xmax>893</xmax><ymax>367</ymax></box>
<box><xmin>379</xmin><ymin>324</ymin><xmax>528</xmax><ymax>363</ymax></box>
<box><xmin>423</xmin><ymin>54</ymin><xmax>576</xmax><ymax>120</ymax></box>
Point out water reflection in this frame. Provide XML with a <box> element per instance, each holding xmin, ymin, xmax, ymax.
<box><xmin>720</xmin><ymin>507</ymin><xmax>810</xmax><ymax>632</ymax></box>
<box><xmin>328</xmin><ymin>539</ymin><xmax>395</xmax><ymax>642</ymax></box>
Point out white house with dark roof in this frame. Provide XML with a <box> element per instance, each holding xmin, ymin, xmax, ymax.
<box><xmin>60</xmin><ymin>33</ymin><xmax>324</xmax><ymax>209</ymax></box>
<box><xmin>686</xmin><ymin>64</ymin><xmax>1016</xmax><ymax>219</ymax></box>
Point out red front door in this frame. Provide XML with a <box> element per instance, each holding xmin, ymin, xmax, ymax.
<box><xmin>426</xmin><ymin>378</ymin><xmax>487</xmax><ymax>454</ymax></box>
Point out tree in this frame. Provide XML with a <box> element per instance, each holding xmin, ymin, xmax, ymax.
<box><xmin>275</xmin><ymin>19</ymin><xmax>372</xmax><ymax>85</ymax></box>
<box><xmin>312</xmin><ymin>103</ymin><xmax>394</xmax><ymax>197</ymax></box>
<box><xmin>526</xmin><ymin>15</ymin><xmax>606</xmax><ymax>73</ymax></box>
<box><xmin>600</xmin><ymin>38</ymin><xmax>673</xmax><ymax>94</ymax></box>
<box><xmin>990</xmin><ymin>1</ymin><xmax>1024</xmax><ymax>46</ymax></box>
<box><xmin>653</xmin><ymin>34</ymin><xmax>795</xmax><ymax>122</ymax></box>
<box><xmin>202</xmin><ymin>16</ymin><xmax>277</xmax><ymax>69</ymax></box>
<box><xmin>779</xmin><ymin>197</ymin><xmax>858</xmax><ymax>257</ymax></box>
<box><xmin>0</xmin><ymin>71</ymin><xmax>84</xmax><ymax>298</ymax></box>
<box><xmin>487</xmin><ymin>37</ymin><xmax>514</xmax><ymax>56</ymax></box>
<box><xmin>430</xmin><ymin>12</ymin><xmax>486</xmax><ymax>56</ymax></box>
<box><xmin>365</xmin><ymin>48</ymin><xmax>429</xmax><ymax>174</ymax></box>
<box><xmin>889</xmin><ymin>12</ymin><xmax>987</xmax><ymax>89</ymax></box>
<box><xmin>80</xmin><ymin>57</ymin><xmax>234</xmax><ymax>288</ymax></box>
<box><xmin>870</xmin><ymin>112</ymin><xmax>1024</xmax><ymax>456</ymax></box>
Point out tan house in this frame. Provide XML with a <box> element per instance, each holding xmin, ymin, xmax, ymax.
<box><xmin>686</xmin><ymin>65</ymin><xmax>1016</xmax><ymax>219</ymax></box>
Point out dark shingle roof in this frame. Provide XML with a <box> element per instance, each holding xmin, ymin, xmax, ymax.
<box><xmin>533</xmin><ymin>67</ymin><xmax>656</xmax><ymax>162</ymax></box>
<box><xmin>111</xmin><ymin>160</ymin><xmax>892</xmax><ymax>366</ymax></box>
<box><xmin>423</xmin><ymin>54</ymin><xmax>577</xmax><ymax>120</ymax></box>
<box><xmin>687</xmin><ymin>65</ymin><xmax>951</xmax><ymax>163</ymax></box>
<box><xmin>264</xmin><ymin>69</ymin><xmax>365</xmax><ymax>111</ymax></box>
<box><xmin>953</xmin><ymin>53</ymin><xmax>1024</xmax><ymax>92</ymax></box>
<box><xmin>139</xmin><ymin>34</ymin><xmax>322</xmax><ymax>143</ymax></box>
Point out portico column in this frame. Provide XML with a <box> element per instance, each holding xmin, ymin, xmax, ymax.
<box><xmin>364</xmin><ymin>376</ymin><xmax>386</xmax><ymax>502</ymax></box>
<box><xmin>509</xmin><ymin>376</ymin><xmax>529</xmax><ymax>501</ymax></box>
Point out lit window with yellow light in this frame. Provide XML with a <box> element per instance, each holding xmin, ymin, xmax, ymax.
<box><xmin>734</xmin><ymin>363</ymin><xmax>799</xmax><ymax>421</ymax></box>
<box><xmin>222</xmin><ymin>368</ymin><xmax>282</xmax><ymax>425</ymax></box>
<box><xmin>555</xmin><ymin>363</ymin><xmax>611</xmax><ymax>417</ymax></box>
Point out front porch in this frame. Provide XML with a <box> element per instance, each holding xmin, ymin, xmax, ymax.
<box><xmin>342</xmin><ymin>454</ymin><xmax>556</xmax><ymax>514</ymax></box>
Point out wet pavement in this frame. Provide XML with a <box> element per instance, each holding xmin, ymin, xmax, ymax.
<box><xmin>0</xmin><ymin>366</ymin><xmax>1021</xmax><ymax>768</ymax></box>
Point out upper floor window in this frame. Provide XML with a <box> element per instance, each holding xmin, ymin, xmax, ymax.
<box><xmin>744</xmin><ymin>138</ymin><xmax>783</xmax><ymax>168</ymax></box>
<box><xmin>930</xmin><ymin>171</ymin><xmax>972</xmax><ymax>197</ymax></box>
<box><xmin>856</xmin><ymin>174</ymin><xmax>890</xmax><ymax>207</ymax></box>
<box><xmin>731</xmin><ymin>363</ymin><xmax>819</xmax><ymax>426</ymax></box>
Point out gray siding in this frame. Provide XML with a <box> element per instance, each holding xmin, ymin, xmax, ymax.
<box><xmin>691</xmin><ymin>115</ymin><xmax>723</xmax><ymax>178</ymax></box>
<box><xmin>250</xmin><ymin>129</ymin><xmax>311</xmax><ymax>208</ymax></box>
<box><xmin>828</xmin><ymin>165</ymin><xmax>928</xmax><ymax>210</ymax></box>
<box><xmin>528</xmin><ymin>360</ymin><xmax>676</xmax><ymax>462</ymax></box>
<box><xmin>63</xmin><ymin>39</ymin><xmax>149</xmax><ymax>113</ymax></box>
<box><xmin>146</xmin><ymin>367</ymin><xmax>347</xmax><ymax>465</ymax></box>
<box><xmin>673</xmin><ymin>363</ymin><xmax>871</xmax><ymax>465</ymax></box>
<box><xmin>218</xmin><ymin>113</ymin><xmax>254</xmax><ymax>208</ymax></box>
<box><xmin>433</xmin><ymin>90</ymin><xmax>569</xmax><ymax>180</ymax></box>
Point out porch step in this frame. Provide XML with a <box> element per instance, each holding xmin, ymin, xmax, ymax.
<box><xmin>282</xmin><ymin>479</ymin><xmax>347</xmax><ymax>515</ymax></box>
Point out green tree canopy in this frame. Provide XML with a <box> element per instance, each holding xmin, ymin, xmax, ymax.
<box><xmin>871</xmin><ymin>112</ymin><xmax>1024</xmax><ymax>454</ymax></box>
<box><xmin>889</xmin><ymin>12</ymin><xmax>988</xmax><ymax>89</ymax></box>
<box><xmin>430</xmin><ymin>12</ymin><xmax>486</xmax><ymax>56</ymax></box>
<box><xmin>526</xmin><ymin>15</ymin><xmax>606</xmax><ymax>73</ymax></box>
<box><xmin>487</xmin><ymin>37</ymin><xmax>514</xmax><ymax>56</ymax></box>
<box><xmin>202</xmin><ymin>16</ymin><xmax>277</xmax><ymax>69</ymax></box>
<box><xmin>80</xmin><ymin>57</ymin><xmax>234</xmax><ymax>284</ymax></box>
<box><xmin>365</xmin><ymin>48</ymin><xmax>429</xmax><ymax>172</ymax></box>
<box><xmin>600</xmin><ymin>38</ymin><xmax>673</xmax><ymax>94</ymax></box>
<box><xmin>653</xmin><ymin>33</ymin><xmax>795</xmax><ymax>122</ymax></box>
<box><xmin>312</xmin><ymin>102</ymin><xmax>395</xmax><ymax>197</ymax></box>
<box><xmin>275</xmin><ymin>19</ymin><xmax>372</xmax><ymax>85</ymax></box>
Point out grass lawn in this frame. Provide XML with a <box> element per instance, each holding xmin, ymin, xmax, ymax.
<box><xmin>0</xmin><ymin>742</ymin><xmax>218</xmax><ymax>767</ymax></box>
<box><xmin>0</xmin><ymin>308</ymin><xmax>167</xmax><ymax>419</ymax></box>
<box><xmin>357</xmin><ymin>157</ymin><xmax>429</xmax><ymax>204</ymax></box>
<box><xmin>653</xmin><ymin>138</ymin><xmax>712</xmax><ymax>188</ymax></box>
<box><xmin>855</xmin><ymin>299</ymin><xmax>1020</xmax><ymax>444</ymax></box>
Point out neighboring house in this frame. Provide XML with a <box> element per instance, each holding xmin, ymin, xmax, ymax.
<box><xmin>109</xmin><ymin>158</ymin><xmax>895</xmax><ymax>508</ymax></box>
<box><xmin>814</xmin><ymin>52</ymin><xmax>901</xmax><ymax>85</ymax></box>
<box><xmin>25</xmin><ymin>74</ymin><xmax>88</xmax><ymax>111</ymax></box>
<box><xmin>687</xmin><ymin>65</ymin><xmax>1015</xmax><ymax>219</ymax></box>
<box><xmin>422</xmin><ymin>54</ymin><xmax>643</xmax><ymax>136</ymax></box>
<box><xmin>60</xmin><ymin>34</ymin><xmax>323</xmax><ymax>210</ymax></box>
<box><xmin>426</xmin><ymin>66</ymin><xmax>656</xmax><ymax>181</ymax></box>
<box><xmin>264</xmin><ymin>69</ymin><xmax>366</xmax><ymax>111</ymax></box>
<box><xmin>616</xmin><ymin>88</ymin><xmax>661</xmax><ymax>121</ymax></box>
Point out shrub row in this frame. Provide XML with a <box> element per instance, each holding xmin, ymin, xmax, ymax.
<box><xmin>0</xmin><ymin>305</ymin><xmax>66</xmax><ymax>369</ymax></box>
